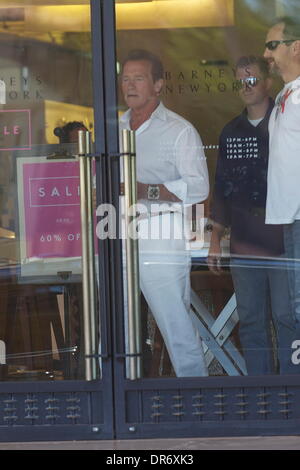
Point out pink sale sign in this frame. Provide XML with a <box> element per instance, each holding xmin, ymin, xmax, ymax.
<box><xmin>23</xmin><ymin>160</ymin><xmax>96</xmax><ymax>259</ymax></box>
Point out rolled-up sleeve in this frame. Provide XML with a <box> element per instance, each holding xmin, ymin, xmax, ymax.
<box><xmin>164</xmin><ymin>125</ymin><xmax>209</xmax><ymax>205</ymax></box>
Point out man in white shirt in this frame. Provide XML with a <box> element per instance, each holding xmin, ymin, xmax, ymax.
<box><xmin>263</xmin><ymin>18</ymin><xmax>300</xmax><ymax>328</ymax></box>
<box><xmin>120</xmin><ymin>49</ymin><xmax>209</xmax><ymax>377</ymax></box>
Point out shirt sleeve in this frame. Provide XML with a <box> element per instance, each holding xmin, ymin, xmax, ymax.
<box><xmin>164</xmin><ymin>125</ymin><xmax>209</xmax><ymax>205</ymax></box>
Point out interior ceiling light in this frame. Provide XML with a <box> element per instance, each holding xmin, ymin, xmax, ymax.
<box><xmin>116</xmin><ymin>0</ymin><xmax>234</xmax><ymax>30</ymax></box>
<box><xmin>0</xmin><ymin>0</ymin><xmax>234</xmax><ymax>34</ymax></box>
<box><xmin>0</xmin><ymin>1</ymin><xmax>89</xmax><ymax>5</ymax></box>
<box><xmin>116</xmin><ymin>0</ymin><xmax>176</xmax><ymax>2</ymax></box>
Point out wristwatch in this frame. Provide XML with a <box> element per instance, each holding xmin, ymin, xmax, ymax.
<box><xmin>147</xmin><ymin>184</ymin><xmax>160</xmax><ymax>200</ymax></box>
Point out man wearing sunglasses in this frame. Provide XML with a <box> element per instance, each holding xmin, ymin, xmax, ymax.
<box><xmin>263</xmin><ymin>18</ymin><xmax>300</xmax><ymax>335</ymax></box>
<box><xmin>208</xmin><ymin>56</ymin><xmax>297</xmax><ymax>375</ymax></box>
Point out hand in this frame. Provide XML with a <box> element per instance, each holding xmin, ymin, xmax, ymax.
<box><xmin>120</xmin><ymin>182</ymin><xmax>145</xmax><ymax>198</ymax></box>
<box><xmin>207</xmin><ymin>244</ymin><xmax>223</xmax><ymax>275</ymax></box>
<box><xmin>137</xmin><ymin>182</ymin><xmax>147</xmax><ymax>199</ymax></box>
<box><xmin>207</xmin><ymin>254</ymin><xmax>222</xmax><ymax>274</ymax></box>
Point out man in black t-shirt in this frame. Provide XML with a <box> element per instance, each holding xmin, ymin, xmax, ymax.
<box><xmin>208</xmin><ymin>56</ymin><xmax>298</xmax><ymax>375</ymax></box>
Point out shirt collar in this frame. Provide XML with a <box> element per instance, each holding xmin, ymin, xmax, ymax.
<box><xmin>151</xmin><ymin>101</ymin><xmax>167</xmax><ymax>121</ymax></box>
<box><xmin>288</xmin><ymin>75</ymin><xmax>300</xmax><ymax>90</ymax></box>
<box><xmin>120</xmin><ymin>101</ymin><xmax>167</xmax><ymax>126</ymax></box>
<box><xmin>239</xmin><ymin>97</ymin><xmax>274</xmax><ymax>126</ymax></box>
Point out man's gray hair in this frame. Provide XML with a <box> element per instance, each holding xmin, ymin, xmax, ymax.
<box><xmin>122</xmin><ymin>49</ymin><xmax>164</xmax><ymax>83</ymax></box>
<box><xmin>274</xmin><ymin>17</ymin><xmax>300</xmax><ymax>40</ymax></box>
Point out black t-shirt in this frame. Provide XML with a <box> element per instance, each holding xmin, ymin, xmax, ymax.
<box><xmin>211</xmin><ymin>99</ymin><xmax>284</xmax><ymax>257</ymax></box>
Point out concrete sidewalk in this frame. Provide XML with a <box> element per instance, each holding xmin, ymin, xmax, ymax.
<box><xmin>0</xmin><ymin>436</ymin><xmax>299</xmax><ymax>450</ymax></box>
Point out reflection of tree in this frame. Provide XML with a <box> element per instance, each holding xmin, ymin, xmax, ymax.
<box><xmin>274</xmin><ymin>0</ymin><xmax>300</xmax><ymax>17</ymax></box>
<box><xmin>61</xmin><ymin>32</ymin><xmax>92</xmax><ymax>55</ymax></box>
<box><xmin>244</xmin><ymin>0</ymin><xmax>299</xmax><ymax>19</ymax></box>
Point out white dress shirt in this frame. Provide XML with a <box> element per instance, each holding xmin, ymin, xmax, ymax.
<box><xmin>266</xmin><ymin>76</ymin><xmax>300</xmax><ymax>224</ymax></box>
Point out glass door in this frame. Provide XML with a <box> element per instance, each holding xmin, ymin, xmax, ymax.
<box><xmin>109</xmin><ymin>0</ymin><xmax>300</xmax><ymax>439</ymax></box>
<box><xmin>0</xmin><ymin>0</ymin><xmax>115</xmax><ymax>442</ymax></box>
<box><xmin>0</xmin><ymin>0</ymin><xmax>101</xmax><ymax>382</ymax></box>
<box><xmin>114</xmin><ymin>0</ymin><xmax>300</xmax><ymax>381</ymax></box>
<box><xmin>114</xmin><ymin>0</ymin><xmax>246</xmax><ymax>382</ymax></box>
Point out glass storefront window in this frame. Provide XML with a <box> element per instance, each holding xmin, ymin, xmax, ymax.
<box><xmin>115</xmin><ymin>0</ymin><xmax>300</xmax><ymax>378</ymax></box>
<box><xmin>1</xmin><ymin>0</ymin><xmax>300</xmax><ymax>385</ymax></box>
<box><xmin>0</xmin><ymin>1</ymin><xmax>99</xmax><ymax>381</ymax></box>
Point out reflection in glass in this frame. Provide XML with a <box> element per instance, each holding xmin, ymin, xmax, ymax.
<box><xmin>116</xmin><ymin>0</ymin><xmax>300</xmax><ymax>378</ymax></box>
<box><xmin>0</xmin><ymin>1</ymin><xmax>98</xmax><ymax>381</ymax></box>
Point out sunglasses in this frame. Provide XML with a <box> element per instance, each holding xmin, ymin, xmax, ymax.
<box><xmin>236</xmin><ymin>76</ymin><xmax>261</xmax><ymax>89</ymax></box>
<box><xmin>265</xmin><ymin>39</ymin><xmax>297</xmax><ymax>51</ymax></box>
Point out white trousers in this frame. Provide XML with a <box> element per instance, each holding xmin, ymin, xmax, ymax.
<box><xmin>124</xmin><ymin>212</ymin><xmax>207</xmax><ymax>377</ymax></box>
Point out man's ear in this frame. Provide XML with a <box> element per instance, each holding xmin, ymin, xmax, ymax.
<box><xmin>292</xmin><ymin>40</ymin><xmax>300</xmax><ymax>57</ymax></box>
<box><xmin>154</xmin><ymin>78</ymin><xmax>164</xmax><ymax>95</ymax></box>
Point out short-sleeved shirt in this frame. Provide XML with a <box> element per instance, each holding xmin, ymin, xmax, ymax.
<box><xmin>266</xmin><ymin>76</ymin><xmax>300</xmax><ymax>224</ymax></box>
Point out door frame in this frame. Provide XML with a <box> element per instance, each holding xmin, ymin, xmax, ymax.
<box><xmin>1</xmin><ymin>0</ymin><xmax>300</xmax><ymax>443</ymax></box>
<box><xmin>102</xmin><ymin>0</ymin><xmax>300</xmax><ymax>440</ymax></box>
<box><xmin>0</xmin><ymin>0</ymin><xmax>115</xmax><ymax>443</ymax></box>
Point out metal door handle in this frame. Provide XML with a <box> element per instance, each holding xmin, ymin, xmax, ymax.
<box><xmin>78</xmin><ymin>130</ymin><xmax>97</xmax><ymax>381</ymax></box>
<box><xmin>122</xmin><ymin>129</ymin><xmax>142</xmax><ymax>380</ymax></box>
